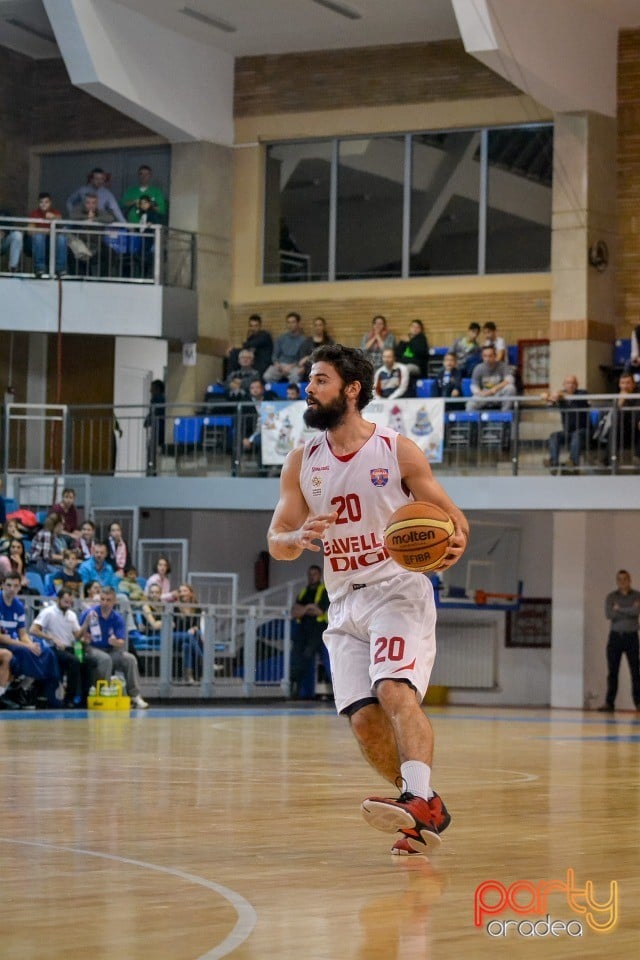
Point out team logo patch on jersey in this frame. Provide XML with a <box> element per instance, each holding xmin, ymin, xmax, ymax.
<box><xmin>370</xmin><ymin>467</ymin><xmax>389</xmax><ymax>487</ymax></box>
<box><xmin>311</xmin><ymin>474</ymin><xmax>323</xmax><ymax>496</ymax></box>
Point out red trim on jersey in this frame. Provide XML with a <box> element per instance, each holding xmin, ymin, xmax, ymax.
<box><xmin>326</xmin><ymin>424</ymin><xmax>378</xmax><ymax>462</ymax></box>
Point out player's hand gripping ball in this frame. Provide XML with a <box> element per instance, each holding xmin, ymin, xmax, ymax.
<box><xmin>384</xmin><ymin>501</ymin><xmax>455</xmax><ymax>572</ymax></box>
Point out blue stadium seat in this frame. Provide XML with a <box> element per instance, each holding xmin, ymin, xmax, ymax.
<box><xmin>507</xmin><ymin>345</ymin><xmax>519</xmax><ymax>367</ymax></box>
<box><xmin>461</xmin><ymin>378</ymin><xmax>473</xmax><ymax>397</ymax></box>
<box><xmin>269</xmin><ymin>382</ymin><xmax>290</xmax><ymax>399</ymax></box>
<box><xmin>298</xmin><ymin>382</ymin><xmax>309</xmax><ymax>398</ymax></box>
<box><xmin>26</xmin><ymin>570</ymin><xmax>46</xmax><ymax>595</ymax></box>
<box><xmin>44</xmin><ymin>573</ymin><xmax>57</xmax><ymax>596</ymax></box>
<box><xmin>173</xmin><ymin>416</ymin><xmax>204</xmax><ymax>445</ymax></box>
<box><xmin>205</xmin><ymin>383</ymin><xmax>226</xmax><ymax>400</ymax></box>
<box><xmin>416</xmin><ymin>378</ymin><xmax>438</xmax><ymax>398</ymax></box>
<box><xmin>3</xmin><ymin>497</ymin><xmax>19</xmax><ymax>514</ymax></box>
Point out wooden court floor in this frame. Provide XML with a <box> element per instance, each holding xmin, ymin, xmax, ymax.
<box><xmin>0</xmin><ymin>704</ymin><xmax>639</xmax><ymax>960</ymax></box>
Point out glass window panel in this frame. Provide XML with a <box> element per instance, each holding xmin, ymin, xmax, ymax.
<box><xmin>409</xmin><ymin>131</ymin><xmax>481</xmax><ymax>277</ymax></box>
<box><xmin>336</xmin><ymin>137</ymin><xmax>405</xmax><ymax>280</ymax></box>
<box><xmin>263</xmin><ymin>141</ymin><xmax>332</xmax><ymax>283</ymax></box>
<box><xmin>486</xmin><ymin>125</ymin><xmax>553</xmax><ymax>273</ymax></box>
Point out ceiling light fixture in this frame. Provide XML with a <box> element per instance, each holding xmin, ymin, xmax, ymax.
<box><xmin>180</xmin><ymin>6</ymin><xmax>237</xmax><ymax>33</ymax></box>
<box><xmin>310</xmin><ymin>0</ymin><xmax>362</xmax><ymax>21</ymax></box>
<box><xmin>5</xmin><ymin>18</ymin><xmax>56</xmax><ymax>44</ymax></box>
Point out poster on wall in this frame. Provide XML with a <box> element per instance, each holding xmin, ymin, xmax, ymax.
<box><xmin>260</xmin><ymin>398</ymin><xmax>445</xmax><ymax>466</ymax></box>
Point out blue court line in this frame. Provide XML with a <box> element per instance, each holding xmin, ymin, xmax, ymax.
<box><xmin>544</xmin><ymin>734</ymin><xmax>640</xmax><ymax>742</ymax></box>
<box><xmin>0</xmin><ymin>705</ymin><xmax>638</xmax><ymax>723</ymax></box>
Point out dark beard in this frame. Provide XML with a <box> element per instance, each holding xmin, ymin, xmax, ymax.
<box><xmin>303</xmin><ymin>391</ymin><xmax>348</xmax><ymax>431</ymax></box>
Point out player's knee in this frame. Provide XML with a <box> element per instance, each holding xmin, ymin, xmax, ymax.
<box><xmin>348</xmin><ymin>701</ymin><xmax>383</xmax><ymax>746</ymax></box>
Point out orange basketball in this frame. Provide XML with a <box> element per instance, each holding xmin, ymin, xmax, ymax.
<box><xmin>384</xmin><ymin>501</ymin><xmax>455</xmax><ymax>573</ymax></box>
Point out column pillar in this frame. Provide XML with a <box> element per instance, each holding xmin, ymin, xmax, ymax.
<box><xmin>550</xmin><ymin>112</ymin><xmax>617</xmax><ymax>391</ymax></box>
<box><xmin>25</xmin><ymin>333</ymin><xmax>48</xmax><ymax>472</ymax></box>
<box><xmin>168</xmin><ymin>141</ymin><xmax>233</xmax><ymax>403</ymax></box>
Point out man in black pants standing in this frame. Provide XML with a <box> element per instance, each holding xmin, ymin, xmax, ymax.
<box><xmin>598</xmin><ymin>570</ymin><xmax>640</xmax><ymax>712</ymax></box>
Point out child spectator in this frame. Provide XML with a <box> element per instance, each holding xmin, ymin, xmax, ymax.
<box><xmin>51</xmin><ymin>487</ymin><xmax>81</xmax><ymax>541</ymax></box>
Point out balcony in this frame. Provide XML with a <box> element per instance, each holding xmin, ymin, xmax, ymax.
<box><xmin>0</xmin><ymin>216</ymin><xmax>197</xmax><ymax>340</ymax></box>
<box><xmin>3</xmin><ymin>396</ymin><xmax>638</xmax><ymax>514</ymax></box>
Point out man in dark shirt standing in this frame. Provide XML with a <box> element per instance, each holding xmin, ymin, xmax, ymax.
<box><xmin>598</xmin><ymin>570</ymin><xmax>640</xmax><ymax>712</ymax></box>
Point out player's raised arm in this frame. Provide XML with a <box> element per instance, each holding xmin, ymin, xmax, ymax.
<box><xmin>396</xmin><ymin>434</ymin><xmax>469</xmax><ymax>568</ymax></box>
<box><xmin>268</xmin><ymin>447</ymin><xmax>337</xmax><ymax>560</ymax></box>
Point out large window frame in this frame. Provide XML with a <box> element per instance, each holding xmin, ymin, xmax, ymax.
<box><xmin>263</xmin><ymin>122</ymin><xmax>553</xmax><ymax>284</ymax></box>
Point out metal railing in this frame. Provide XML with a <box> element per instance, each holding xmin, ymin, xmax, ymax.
<box><xmin>0</xmin><ymin>216</ymin><xmax>195</xmax><ymax>288</ymax></box>
<box><xmin>19</xmin><ymin>596</ymin><xmax>292</xmax><ymax>700</ymax></box>
<box><xmin>3</xmin><ymin>396</ymin><xmax>639</xmax><ymax>478</ymax></box>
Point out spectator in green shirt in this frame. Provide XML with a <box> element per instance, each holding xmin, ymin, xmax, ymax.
<box><xmin>122</xmin><ymin>164</ymin><xmax>167</xmax><ymax>223</ymax></box>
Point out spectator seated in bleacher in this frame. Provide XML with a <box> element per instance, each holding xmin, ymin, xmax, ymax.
<box><xmin>0</xmin><ymin>519</ymin><xmax>23</xmax><ymax>556</ymax></box>
<box><xmin>242</xmin><ymin>379</ymin><xmax>280</xmax><ymax>472</ymax></box>
<box><xmin>27</xmin><ymin>192</ymin><xmax>67</xmax><ymax>279</ymax></box>
<box><xmin>225</xmin><ymin>313</ymin><xmax>274</xmax><ymax>380</ymax></box>
<box><xmin>294</xmin><ymin>316</ymin><xmax>334</xmax><ymax>381</ymax></box>
<box><xmin>145</xmin><ymin>555</ymin><xmax>176</xmax><ymax>601</ymax></box>
<box><xmin>107</xmin><ymin>521</ymin><xmax>132</xmax><ymax>577</ymax></box>
<box><xmin>224</xmin><ymin>348</ymin><xmax>261</xmax><ymax>394</ymax></box>
<box><xmin>50</xmin><ymin>486</ymin><xmax>81</xmax><ymax>544</ymax></box>
<box><xmin>481</xmin><ymin>321</ymin><xmax>507</xmax><ymax>363</ymax></box>
<box><xmin>29</xmin><ymin>513</ymin><xmax>66</xmax><ymax>575</ymax></box>
<box><xmin>286</xmin><ymin>383</ymin><xmax>301</xmax><ymax>401</ymax></box>
<box><xmin>68</xmin><ymin>192</ymin><xmax>115</xmax><ymax>275</ymax></box>
<box><xmin>8</xmin><ymin>539</ymin><xmax>39</xmax><ymax>595</ymax></box>
<box><xmin>117</xmin><ymin>566</ymin><xmax>146</xmax><ymax>602</ymax></box>
<box><xmin>360</xmin><ymin>314</ymin><xmax>396</xmax><ymax>371</ymax></box>
<box><xmin>29</xmin><ymin>588</ymin><xmax>85</xmax><ymax>708</ymax></box>
<box><xmin>49</xmin><ymin>548</ymin><xmax>83</xmax><ymax>598</ymax></box>
<box><xmin>450</xmin><ymin>322</ymin><xmax>482</xmax><ymax>377</ymax></box>
<box><xmin>595</xmin><ymin>371</ymin><xmax>640</xmax><ymax>467</ymax></box>
<box><xmin>78</xmin><ymin>541</ymin><xmax>119</xmax><ymax>592</ymax></box>
<box><xmin>373</xmin><ymin>347</ymin><xmax>410</xmax><ymax>399</ymax></box>
<box><xmin>79</xmin><ymin>585</ymin><xmax>148</xmax><ymax>708</ymax></box>
<box><xmin>466</xmin><ymin>345</ymin><xmax>517</xmax><ymax>411</ymax></box>
<box><xmin>541</xmin><ymin>375</ymin><xmax>590</xmax><ymax>473</ymax></box>
<box><xmin>435</xmin><ymin>352</ymin><xmax>463</xmax><ymax>407</ymax></box>
<box><xmin>0</xmin><ymin>573</ymin><xmax>61</xmax><ymax>707</ymax></box>
<box><xmin>74</xmin><ymin>519</ymin><xmax>96</xmax><ymax>561</ymax></box>
<box><xmin>263</xmin><ymin>312</ymin><xmax>307</xmax><ymax>384</ymax></box>
<box><xmin>0</xmin><ymin>209</ymin><xmax>24</xmax><ymax>273</ymax></box>
<box><xmin>173</xmin><ymin>583</ymin><xmax>203</xmax><ymax>684</ymax></box>
<box><xmin>67</xmin><ymin>167</ymin><xmax>125</xmax><ymax>223</ymax></box>
<box><xmin>138</xmin><ymin>583</ymin><xmax>164</xmax><ymax>636</ymax></box>
<box><xmin>395</xmin><ymin>319</ymin><xmax>429</xmax><ymax>378</ymax></box>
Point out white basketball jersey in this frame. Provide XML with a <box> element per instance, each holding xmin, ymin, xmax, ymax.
<box><xmin>300</xmin><ymin>425</ymin><xmax>412</xmax><ymax>600</ymax></box>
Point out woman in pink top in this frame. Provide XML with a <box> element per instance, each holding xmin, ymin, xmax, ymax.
<box><xmin>145</xmin><ymin>555</ymin><xmax>176</xmax><ymax>601</ymax></box>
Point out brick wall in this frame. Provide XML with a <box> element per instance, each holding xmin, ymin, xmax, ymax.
<box><xmin>618</xmin><ymin>28</ymin><xmax>640</xmax><ymax>331</ymax></box>
<box><xmin>230</xmin><ymin>290</ymin><xmax>550</xmax><ymax>355</ymax></box>
<box><xmin>235</xmin><ymin>40</ymin><xmax>520</xmax><ymax>117</ymax></box>
<box><xmin>0</xmin><ymin>49</ymin><xmax>155</xmax><ymax>212</ymax></box>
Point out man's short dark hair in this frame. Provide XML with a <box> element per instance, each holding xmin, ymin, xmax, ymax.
<box><xmin>286</xmin><ymin>311</ymin><xmax>301</xmax><ymax>324</ymax></box>
<box><xmin>38</xmin><ymin>192</ymin><xmax>51</xmax><ymax>200</ymax></box>
<box><xmin>469</xmin><ymin>322</ymin><xmax>481</xmax><ymax>333</ymax></box>
<box><xmin>308</xmin><ymin>344</ymin><xmax>374</xmax><ymax>411</ymax></box>
<box><xmin>138</xmin><ymin>164</ymin><xmax>151</xmax><ymax>173</ymax></box>
<box><xmin>57</xmin><ymin>587</ymin><xmax>73</xmax><ymax>600</ymax></box>
<box><xmin>3</xmin><ymin>572</ymin><xmax>20</xmax><ymax>584</ymax></box>
<box><xmin>483</xmin><ymin>321</ymin><xmax>497</xmax><ymax>332</ymax></box>
<box><xmin>248</xmin><ymin>313</ymin><xmax>262</xmax><ymax>323</ymax></box>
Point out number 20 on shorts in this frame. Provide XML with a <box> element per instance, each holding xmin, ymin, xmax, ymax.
<box><xmin>374</xmin><ymin>636</ymin><xmax>406</xmax><ymax>663</ymax></box>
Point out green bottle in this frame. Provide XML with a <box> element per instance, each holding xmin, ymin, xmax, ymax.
<box><xmin>74</xmin><ymin>639</ymin><xmax>84</xmax><ymax>663</ymax></box>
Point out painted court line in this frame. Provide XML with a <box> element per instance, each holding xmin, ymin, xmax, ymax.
<box><xmin>0</xmin><ymin>837</ymin><xmax>257</xmax><ymax>960</ymax></box>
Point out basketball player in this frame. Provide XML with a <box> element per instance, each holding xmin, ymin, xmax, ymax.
<box><xmin>268</xmin><ymin>344</ymin><xmax>469</xmax><ymax>855</ymax></box>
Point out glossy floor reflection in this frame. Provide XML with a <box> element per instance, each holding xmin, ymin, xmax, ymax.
<box><xmin>0</xmin><ymin>705</ymin><xmax>638</xmax><ymax>959</ymax></box>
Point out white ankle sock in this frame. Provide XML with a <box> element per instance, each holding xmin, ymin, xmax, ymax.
<box><xmin>400</xmin><ymin>760</ymin><xmax>434</xmax><ymax>800</ymax></box>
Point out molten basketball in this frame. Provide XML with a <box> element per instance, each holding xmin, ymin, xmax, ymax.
<box><xmin>384</xmin><ymin>501</ymin><xmax>455</xmax><ymax>573</ymax></box>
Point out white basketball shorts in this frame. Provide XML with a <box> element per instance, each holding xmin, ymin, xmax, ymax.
<box><xmin>322</xmin><ymin>572</ymin><xmax>437</xmax><ymax>714</ymax></box>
